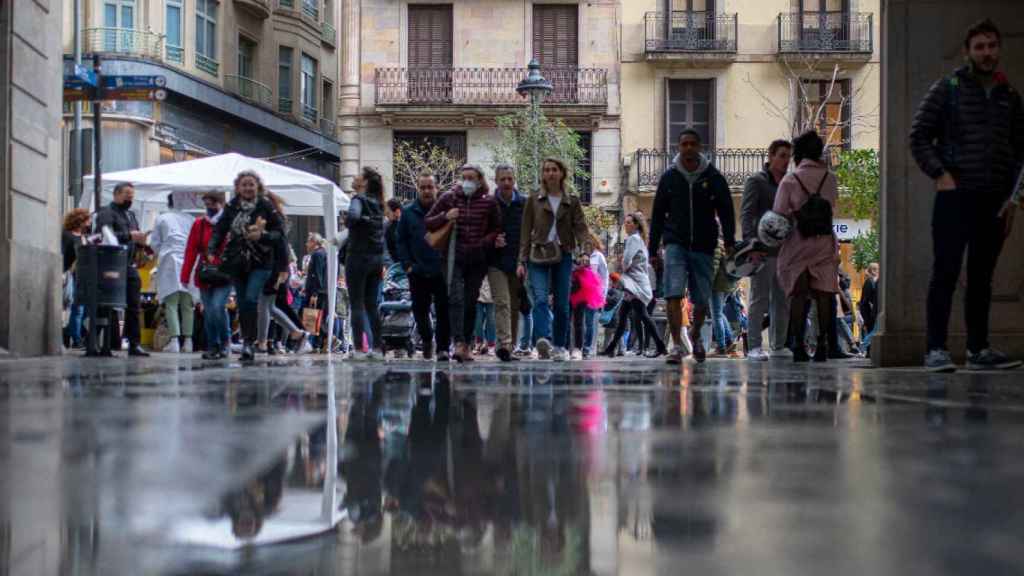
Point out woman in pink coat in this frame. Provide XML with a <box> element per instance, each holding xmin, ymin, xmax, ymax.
<box><xmin>773</xmin><ymin>130</ymin><xmax>840</xmax><ymax>362</ymax></box>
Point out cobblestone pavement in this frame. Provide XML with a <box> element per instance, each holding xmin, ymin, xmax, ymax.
<box><xmin>2</xmin><ymin>354</ymin><xmax>1023</xmax><ymax>575</ymax></box>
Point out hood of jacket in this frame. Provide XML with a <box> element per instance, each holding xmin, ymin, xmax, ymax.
<box><xmin>673</xmin><ymin>153</ymin><xmax>711</xmax><ymax>184</ymax></box>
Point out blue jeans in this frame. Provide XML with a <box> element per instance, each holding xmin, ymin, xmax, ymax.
<box><xmin>710</xmin><ymin>292</ymin><xmax>734</xmax><ymax>349</ymax></box>
<box><xmin>474</xmin><ymin>302</ymin><xmax>496</xmax><ymax>344</ymax></box>
<box><xmin>201</xmin><ymin>285</ymin><xmax>232</xmax><ymax>352</ymax></box>
<box><xmin>583</xmin><ymin>307</ymin><xmax>597</xmax><ymax>352</ymax></box>
<box><xmin>517</xmin><ymin>311</ymin><xmax>533</xmax><ymax>350</ymax></box>
<box><xmin>528</xmin><ymin>254</ymin><xmax>573</xmax><ymax>348</ymax></box>
<box><xmin>67</xmin><ymin>304</ymin><xmax>86</xmax><ymax>345</ymax></box>
<box><xmin>234</xmin><ymin>269</ymin><xmax>273</xmax><ymax>342</ymax></box>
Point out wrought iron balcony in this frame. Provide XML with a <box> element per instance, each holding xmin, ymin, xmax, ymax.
<box><xmin>279</xmin><ymin>97</ymin><xmax>293</xmax><ymax>114</ymax></box>
<box><xmin>320</xmin><ymin>117</ymin><xmax>336</xmax><ymax>138</ymax></box>
<box><xmin>166</xmin><ymin>45</ymin><xmax>184</xmax><ymax>64</ymax></box>
<box><xmin>195</xmin><ymin>53</ymin><xmax>219</xmax><ymax>76</ymax></box>
<box><xmin>375</xmin><ymin>67</ymin><xmax>608</xmax><ymax>108</ymax></box>
<box><xmin>224</xmin><ymin>75</ymin><xmax>273</xmax><ymax>108</ymax></box>
<box><xmin>635</xmin><ymin>148</ymin><xmax>839</xmax><ymax>188</ymax></box>
<box><xmin>778</xmin><ymin>12</ymin><xmax>873</xmax><ymax>54</ymax></box>
<box><xmin>83</xmin><ymin>27</ymin><xmax>164</xmax><ymax>60</ymax></box>
<box><xmin>322</xmin><ymin>20</ymin><xmax>336</xmax><ymax>47</ymax></box>
<box><xmin>644</xmin><ymin>12</ymin><xmax>737</xmax><ymax>54</ymax></box>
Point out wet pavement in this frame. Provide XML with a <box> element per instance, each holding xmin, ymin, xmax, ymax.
<box><xmin>3</xmin><ymin>354</ymin><xmax>1024</xmax><ymax>576</ymax></box>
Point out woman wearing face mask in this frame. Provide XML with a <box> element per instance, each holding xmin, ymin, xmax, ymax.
<box><xmin>517</xmin><ymin>158</ymin><xmax>596</xmax><ymax>362</ymax></box>
<box><xmin>344</xmin><ymin>167</ymin><xmax>387</xmax><ymax>360</ymax></box>
<box><xmin>207</xmin><ymin>171</ymin><xmax>286</xmax><ymax>362</ymax></box>
<box><xmin>425</xmin><ymin>164</ymin><xmax>502</xmax><ymax>363</ymax></box>
<box><xmin>182</xmin><ymin>191</ymin><xmax>231</xmax><ymax>359</ymax></box>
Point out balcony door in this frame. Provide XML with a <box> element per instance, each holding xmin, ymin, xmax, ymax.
<box><xmin>533</xmin><ymin>5</ymin><xmax>578</xmax><ymax>104</ymax></box>
<box><xmin>103</xmin><ymin>0</ymin><xmax>135</xmax><ymax>52</ymax></box>
<box><xmin>666</xmin><ymin>79</ymin><xmax>714</xmax><ymax>150</ymax></box>
<box><xmin>799</xmin><ymin>0</ymin><xmax>850</xmax><ymax>49</ymax></box>
<box><xmin>665</xmin><ymin>0</ymin><xmax>715</xmax><ymax>50</ymax></box>
<box><xmin>408</xmin><ymin>4</ymin><xmax>453</xmax><ymax>104</ymax></box>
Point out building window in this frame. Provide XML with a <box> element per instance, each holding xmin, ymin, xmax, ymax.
<box><xmin>238</xmin><ymin>36</ymin><xmax>256</xmax><ymax>79</ymax></box>
<box><xmin>301</xmin><ymin>54</ymin><xmax>318</xmax><ymax>123</ymax></box>
<box><xmin>166</xmin><ymin>0</ymin><xmax>183</xmax><ymax>63</ymax></box>
<box><xmin>196</xmin><ymin>0</ymin><xmax>218</xmax><ymax>74</ymax></box>
<box><xmin>666</xmin><ymin>79</ymin><xmax>714</xmax><ymax>149</ymax></box>
<box><xmin>302</xmin><ymin>0</ymin><xmax>320</xmax><ymax>21</ymax></box>
<box><xmin>801</xmin><ymin>78</ymin><xmax>852</xmax><ymax>162</ymax></box>
<box><xmin>533</xmin><ymin>4</ymin><xmax>579</xmax><ymax>104</ymax></box>
<box><xmin>278</xmin><ymin>47</ymin><xmax>293</xmax><ymax>114</ymax></box>
<box><xmin>393</xmin><ymin>132</ymin><xmax>466</xmax><ymax>201</ymax></box>
<box><xmin>103</xmin><ymin>0</ymin><xmax>135</xmax><ymax>52</ymax></box>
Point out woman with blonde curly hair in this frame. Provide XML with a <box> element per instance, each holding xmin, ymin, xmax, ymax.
<box><xmin>207</xmin><ymin>170</ymin><xmax>286</xmax><ymax>361</ymax></box>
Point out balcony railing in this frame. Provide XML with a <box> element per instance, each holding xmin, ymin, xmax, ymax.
<box><xmin>276</xmin><ymin>0</ymin><xmax>294</xmax><ymax>7</ymax></box>
<box><xmin>302</xmin><ymin>0</ymin><xmax>319</xmax><ymax>21</ymax></box>
<box><xmin>83</xmin><ymin>27</ymin><xmax>164</xmax><ymax>60</ymax></box>
<box><xmin>375</xmin><ymin>67</ymin><xmax>608</xmax><ymax>107</ymax></box>
<box><xmin>195</xmin><ymin>53</ymin><xmax>219</xmax><ymax>75</ymax></box>
<box><xmin>320</xmin><ymin>117</ymin><xmax>336</xmax><ymax>137</ymax></box>
<box><xmin>778</xmin><ymin>12</ymin><xmax>873</xmax><ymax>54</ymax></box>
<box><xmin>322</xmin><ymin>20</ymin><xmax>336</xmax><ymax>47</ymax></box>
<box><xmin>635</xmin><ymin>148</ymin><xmax>839</xmax><ymax>188</ymax></box>
<box><xmin>279</xmin><ymin>97</ymin><xmax>293</xmax><ymax>114</ymax></box>
<box><xmin>166</xmin><ymin>45</ymin><xmax>184</xmax><ymax>64</ymax></box>
<box><xmin>644</xmin><ymin>12</ymin><xmax>737</xmax><ymax>53</ymax></box>
<box><xmin>224</xmin><ymin>75</ymin><xmax>272</xmax><ymax>108</ymax></box>
<box><xmin>302</xmin><ymin>103</ymin><xmax>318</xmax><ymax>124</ymax></box>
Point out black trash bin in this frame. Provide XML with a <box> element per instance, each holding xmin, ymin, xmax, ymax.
<box><xmin>77</xmin><ymin>244</ymin><xmax>128</xmax><ymax>355</ymax></box>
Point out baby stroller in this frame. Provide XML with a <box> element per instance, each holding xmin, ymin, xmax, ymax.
<box><xmin>380</xmin><ymin>262</ymin><xmax>416</xmax><ymax>357</ymax></box>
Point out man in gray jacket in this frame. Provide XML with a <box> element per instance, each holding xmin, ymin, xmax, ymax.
<box><xmin>741</xmin><ymin>139</ymin><xmax>792</xmax><ymax>361</ymax></box>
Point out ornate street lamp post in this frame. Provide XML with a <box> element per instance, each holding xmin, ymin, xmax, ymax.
<box><xmin>516</xmin><ymin>59</ymin><xmax>553</xmax><ymax>191</ymax></box>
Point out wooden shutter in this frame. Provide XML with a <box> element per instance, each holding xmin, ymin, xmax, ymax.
<box><xmin>533</xmin><ymin>5</ymin><xmax>578</xmax><ymax>103</ymax></box>
<box><xmin>408</xmin><ymin>5</ymin><xmax>452</xmax><ymax>68</ymax></box>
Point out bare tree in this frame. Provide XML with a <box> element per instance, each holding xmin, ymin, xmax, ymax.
<box><xmin>392</xmin><ymin>140</ymin><xmax>462</xmax><ymax>199</ymax></box>
<box><xmin>743</xmin><ymin>55</ymin><xmax>879</xmax><ymax>155</ymax></box>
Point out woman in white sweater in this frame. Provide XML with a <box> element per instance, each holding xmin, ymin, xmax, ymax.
<box><xmin>601</xmin><ymin>212</ymin><xmax>667</xmax><ymax>357</ymax></box>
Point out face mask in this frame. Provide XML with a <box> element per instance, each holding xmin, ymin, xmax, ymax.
<box><xmin>206</xmin><ymin>207</ymin><xmax>219</xmax><ymax>218</ymax></box>
<box><xmin>461</xmin><ymin>180</ymin><xmax>477</xmax><ymax>196</ymax></box>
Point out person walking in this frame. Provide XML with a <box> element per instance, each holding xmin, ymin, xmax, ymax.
<box><xmin>709</xmin><ymin>239</ymin><xmax>738</xmax><ymax>356</ymax></box>
<box><xmin>62</xmin><ymin>208</ymin><xmax>91</xmax><ymax>349</ymax></box>
<box><xmin>150</xmin><ymin>194</ymin><xmax>197</xmax><ymax>353</ymax></box>
<box><xmin>474</xmin><ymin>277</ymin><xmax>496</xmax><ymax>356</ymax></box>
<box><xmin>859</xmin><ymin>262</ymin><xmax>880</xmax><ymax>356</ymax></box>
<box><xmin>302</xmin><ymin>232</ymin><xmax>329</xmax><ymax>351</ymax></box>
<box><xmin>602</xmin><ymin>212</ymin><xmax>667</xmax><ymax>358</ymax></box>
<box><xmin>742</xmin><ymin>139</ymin><xmax>793</xmax><ymax>361</ymax></box>
<box><xmin>94</xmin><ymin>183</ymin><xmax>150</xmax><ymax>357</ymax></box>
<box><xmin>345</xmin><ymin>167</ymin><xmax>388</xmax><ymax>361</ymax></box>
<box><xmin>182</xmin><ymin>191</ymin><xmax>232</xmax><ymax>359</ymax></box>
<box><xmin>207</xmin><ymin>171</ymin><xmax>286</xmax><ymax>362</ymax></box>
<box><xmin>384</xmin><ymin>198</ymin><xmax>402</xmax><ymax>266</ymax></box>
<box><xmin>909</xmin><ymin>18</ymin><xmax>1024</xmax><ymax>372</ymax></box>
<box><xmin>426</xmin><ymin>164</ymin><xmax>502</xmax><ymax>363</ymax></box>
<box><xmin>396</xmin><ymin>172</ymin><xmax>450</xmax><ymax>362</ymax></box>
<box><xmin>517</xmin><ymin>158</ymin><xmax>595</xmax><ymax>362</ymax></box>
<box><xmin>649</xmin><ymin>130</ymin><xmax>736</xmax><ymax>364</ymax></box>
<box><xmin>569</xmin><ymin>252</ymin><xmax>604</xmax><ymax>359</ymax></box>
<box><xmin>773</xmin><ymin>131</ymin><xmax>840</xmax><ymax>363</ymax></box>
<box><xmin>487</xmin><ymin>164</ymin><xmax>526</xmax><ymax>362</ymax></box>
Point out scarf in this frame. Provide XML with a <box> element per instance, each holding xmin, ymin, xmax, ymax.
<box><xmin>230</xmin><ymin>198</ymin><xmax>257</xmax><ymax>238</ymax></box>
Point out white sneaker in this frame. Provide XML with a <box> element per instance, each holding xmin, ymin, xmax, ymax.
<box><xmin>536</xmin><ymin>338</ymin><xmax>553</xmax><ymax>360</ymax></box>
<box><xmin>552</xmin><ymin>347</ymin><xmax>568</xmax><ymax>362</ymax></box>
<box><xmin>570</xmin><ymin>349</ymin><xmax>583</xmax><ymax>361</ymax></box>
<box><xmin>297</xmin><ymin>339</ymin><xmax>314</xmax><ymax>354</ymax></box>
<box><xmin>182</xmin><ymin>338</ymin><xmax>193</xmax><ymax>354</ymax></box>
<box><xmin>747</xmin><ymin>347</ymin><xmax>769</xmax><ymax>361</ymax></box>
<box><xmin>163</xmin><ymin>339</ymin><xmax>180</xmax><ymax>353</ymax></box>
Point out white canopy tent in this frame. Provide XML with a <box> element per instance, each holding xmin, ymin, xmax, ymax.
<box><xmin>82</xmin><ymin>153</ymin><xmax>347</xmax><ymax>356</ymax></box>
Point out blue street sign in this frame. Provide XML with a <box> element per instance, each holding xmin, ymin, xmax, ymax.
<box><xmin>63</xmin><ymin>62</ymin><xmax>97</xmax><ymax>87</ymax></box>
<box><xmin>102</xmin><ymin>75</ymin><xmax>166</xmax><ymax>90</ymax></box>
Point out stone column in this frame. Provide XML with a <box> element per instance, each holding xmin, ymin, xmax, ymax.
<box><xmin>874</xmin><ymin>0</ymin><xmax>1024</xmax><ymax>366</ymax></box>
<box><xmin>338</xmin><ymin>0</ymin><xmax>361</xmax><ymax>193</ymax></box>
<box><xmin>0</xmin><ymin>0</ymin><xmax>65</xmax><ymax>356</ymax></box>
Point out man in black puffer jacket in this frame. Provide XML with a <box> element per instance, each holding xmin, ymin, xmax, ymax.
<box><xmin>649</xmin><ymin>129</ymin><xmax>736</xmax><ymax>365</ymax></box>
<box><xmin>909</xmin><ymin>18</ymin><xmax>1024</xmax><ymax>373</ymax></box>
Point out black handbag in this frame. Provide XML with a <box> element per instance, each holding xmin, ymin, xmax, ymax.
<box><xmin>197</xmin><ymin>261</ymin><xmax>232</xmax><ymax>286</ymax></box>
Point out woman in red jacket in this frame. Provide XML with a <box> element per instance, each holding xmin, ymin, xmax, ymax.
<box><xmin>182</xmin><ymin>191</ymin><xmax>231</xmax><ymax>359</ymax></box>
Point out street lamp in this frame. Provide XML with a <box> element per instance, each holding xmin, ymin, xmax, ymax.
<box><xmin>516</xmin><ymin>59</ymin><xmax>553</xmax><ymax>191</ymax></box>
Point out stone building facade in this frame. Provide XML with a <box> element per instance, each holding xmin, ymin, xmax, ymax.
<box><xmin>337</xmin><ymin>0</ymin><xmax>622</xmax><ymax>207</ymax></box>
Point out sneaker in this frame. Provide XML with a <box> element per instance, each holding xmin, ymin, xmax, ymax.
<box><xmin>240</xmin><ymin>344</ymin><xmax>255</xmax><ymax>362</ymax></box>
<box><xmin>182</xmin><ymin>338</ymin><xmax>194</xmax><ymax>354</ymax></box>
<box><xmin>437</xmin><ymin>350</ymin><xmax>451</xmax><ymax>362</ymax></box>
<box><xmin>552</xmin><ymin>347</ymin><xmax>568</xmax><ymax>362</ymax></box>
<box><xmin>496</xmin><ymin>348</ymin><xmax>512</xmax><ymax>362</ymax></box>
<box><xmin>297</xmin><ymin>339</ymin><xmax>314</xmax><ymax>354</ymax></box>
<box><xmin>513</xmin><ymin>347</ymin><xmax>532</xmax><ymax>358</ymax></box>
<box><xmin>163</xmin><ymin>339</ymin><xmax>180</xmax><ymax>353</ymax></box>
<box><xmin>924</xmin><ymin>349</ymin><xmax>956</xmax><ymax>373</ymax></box>
<box><xmin>581</xmin><ymin>349</ymin><xmax>591</xmax><ymax>359</ymax></box>
<box><xmin>201</xmin><ymin>350</ymin><xmax>217</xmax><ymax>360</ymax></box>
<box><xmin>666</xmin><ymin>346</ymin><xmax>684</xmax><ymax>365</ymax></box>
<box><xmin>747</xmin><ymin>348</ymin><xmax>769</xmax><ymax>362</ymax></box>
<box><xmin>367</xmin><ymin>350</ymin><xmax>385</xmax><ymax>362</ymax></box>
<box><xmin>536</xmin><ymin>338</ymin><xmax>553</xmax><ymax>360</ymax></box>
<box><xmin>692</xmin><ymin>339</ymin><xmax>706</xmax><ymax>364</ymax></box>
<box><xmin>966</xmin><ymin>348</ymin><xmax>1022</xmax><ymax>371</ymax></box>
<box><xmin>570</xmin><ymin>349</ymin><xmax>582</xmax><ymax>361</ymax></box>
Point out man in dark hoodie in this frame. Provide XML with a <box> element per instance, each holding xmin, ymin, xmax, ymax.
<box><xmin>741</xmin><ymin>139</ymin><xmax>792</xmax><ymax>361</ymax></box>
<box><xmin>909</xmin><ymin>18</ymin><xmax>1024</xmax><ymax>373</ymax></box>
<box><xmin>487</xmin><ymin>164</ymin><xmax>526</xmax><ymax>363</ymax></box>
<box><xmin>649</xmin><ymin>129</ymin><xmax>736</xmax><ymax>364</ymax></box>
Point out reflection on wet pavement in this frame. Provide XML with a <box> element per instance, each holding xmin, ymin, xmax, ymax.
<box><xmin>3</xmin><ymin>356</ymin><xmax>1024</xmax><ymax>575</ymax></box>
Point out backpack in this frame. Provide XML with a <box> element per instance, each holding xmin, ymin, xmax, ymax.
<box><xmin>792</xmin><ymin>173</ymin><xmax>833</xmax><ymax>238</ymax></box>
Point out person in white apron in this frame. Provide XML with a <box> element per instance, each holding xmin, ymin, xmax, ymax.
<box><xmin>150</xmin><ymin>193</ymin><xmax>198</xmax><ymax>353</ymax></box>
